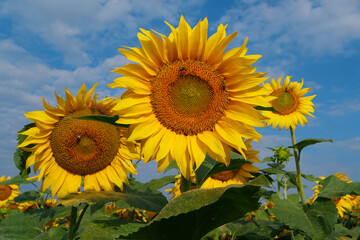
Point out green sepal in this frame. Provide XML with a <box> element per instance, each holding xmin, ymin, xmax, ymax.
<box><xmin>254</xmin><ymin>106</ymin><xmax>278</xmax><ymax>112</ymax></box>
<box><xmin>68</xmin><ymin>115</ymin><xmax>129</xmax><ymax>128</ymax></box>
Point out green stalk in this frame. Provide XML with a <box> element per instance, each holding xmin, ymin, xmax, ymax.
<box><xmin>290</xmin><ymin>126</ymin><xmax>307</xmax><ymax>208</ymax></box>
<box><xmin>68</xmin><ymin>204</ymin><xmax>89</xmax><ymax>240</ymax></box>
<box><xmin>276</xmin><ymin>173</ymin><xmax>281</xmax><ymax>198</ymax></box>
<box><xmin>180</xmin><ymin>174</ymin><xmax>191</xmax><ymax>193</ymax></box>
<box><xmin>68</xmin><ymin>206</ymin><xmax>78</xmax><ymax>240</ymax></box>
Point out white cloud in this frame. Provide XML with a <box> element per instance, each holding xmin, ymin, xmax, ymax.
<box><xmin>333</xmin><ymin>137</ymin><xmax>360</xmax><ymax>152</ymax></box>
<box><xmin>0</xmin><ymin>0</ymin><xmax>205</xmax><ymax>66</ymax></box>
<box><xmin>218</xmin><ymin>0</ymin><xmax>360</xmax><ymax>56</ymax></box>
<box><xmin>322</xmin><ymin>98</ymin><xmax>360</xmax><ymax>116</ymax></box>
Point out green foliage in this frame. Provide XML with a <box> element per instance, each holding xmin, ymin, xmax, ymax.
<box><xmin>0</xmin><ymin>175</ymin><xmax>35</xmax><ymax>186</ymax></box>
<box><xmin>317</xmin><ymin>175</ymin><xmax>360</xmax><ymax>198</ymax></box>
<box><xmin>61</xmin><ymin>191</ymin><xmax>167</xmax><ymax>213</ymax></box>
<box><xmin>289</xmin><ymin>138</ymin><xmax>333</xmax><ymax>155</ymax></box>
<box><xmin>118</xmin><ymin>178</ymin><xmax>265</xmax><ymax>239</ymax></box>
<box><xmin>225</xmin><ymin>220</ymin><xmax>284</xmax><ymax>239</ymax></box>
<box><xmin>14</xmin><ymin>123</ymin><xmax>36</xmax><ymax>176</ymax></box>
<box><xmin>68</xmin><ymin>115</ymin><xmax>129</xmax><ymax>128</ymax></box>
<box><xmin>14</xmin><ymin>190</ymin><xmax>40</xmax><ymax>203</ymax></box>
<box><xmin>270</xmin><ymin>197</ymin><xmax>338</xmax><ymax>240</ymax></box>
<box><xmin>0</xmin><ymin>206</ymin><xmax>71</xmax><ymax>239</ymax></box>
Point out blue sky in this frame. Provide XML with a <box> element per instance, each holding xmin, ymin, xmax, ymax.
<box><xmin>0</xmin><ymin>0</ymin><xmax>359</xmax><ymax>198</ymax></box>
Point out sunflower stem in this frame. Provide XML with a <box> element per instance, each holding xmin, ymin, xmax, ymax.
<box><xmin>68</xmin><ymin>206</ymin><xmax>78</xmax><ymax>240</ymax></box>
<box><xmin>290</xmin><ymin>126</ymin><xmax>307</xmax><ymax>209</ymax></box>
<box><xmin>74</xmin><ymin>203</ymin><xmax>89</xmax><ymax>234</ymax></box>
<box><xmin>180</xmin><ymin>174</ymin><xmax>191</xmax><ymax>193</ymax></box>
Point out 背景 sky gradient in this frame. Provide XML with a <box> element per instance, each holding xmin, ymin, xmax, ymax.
<box><xmin>0</xmin><ymin>0</ymin><xmax>359</xmax><ymax>198</ymax></box>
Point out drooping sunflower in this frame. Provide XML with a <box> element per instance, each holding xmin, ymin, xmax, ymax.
<box><xmin>108</xmin><ymin>16</ymin><xmax>271</xmax><ymax>179</ymax></box>
<box><xmin>0</xmin><ymin>176</ymin><xmax>21</xmax><ymax>206</ymax></box>
<box><xmin>18</xmin><ymin>83</ymin><xmax>138</xmax><ymax>199</ymax></box>
<box><xmin>201</xmin><ymin>139</ymin><xmax>261</xmax><ymax>189</ymax></box>
<box><xmin>308</xmin><ymin>172</ymin><xmax>359</xmax><ymax>218</ymax></box>
<box><xmin>262</xmin><ymin>76</ymin><xmax>316</xmax><ymax>130</ymax></box>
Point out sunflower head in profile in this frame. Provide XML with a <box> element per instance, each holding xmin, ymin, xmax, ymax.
<box><xmin>262</xmin><ymin>76</ymin><xmax>316</xmax><ymax>130</ymax></box>
<box><xmin>108</xmin><ymin>16</ymin><xmax>271</xmax><ymax>179</ymax></box>
<box><xmin>308</xmin><ymin>172</ymin><xmax>359</xmax><ymax>218</ymax></box>
<box><xmin>201</xmin><ymin>139</ymin><xmax>261</xmax><ymax>189</ymax></box>
<box><xmin>18</xmin><ymin>83</ymin><xmax>138</xmax><ymax>199</ymax></box>
<box><xmin>0</xmin><ymin>176</ymin><xmax>21</xmax><ymax>206</ymax></box>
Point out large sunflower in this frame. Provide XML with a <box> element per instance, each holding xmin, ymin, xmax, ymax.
<box><xmin>262</xmin><ymin>76</ymin><xmax>316</xmax><ymax>130</ymax></box>
<box><xmin>18</xmin><ymin>83</ymin><xmax>138</xmax><ymax>198</ymax></box>
<box><xmin>108</xmin><ymin>16</ymin><xmax>271</xmax><ymax>179</ymax></box>
<box><xmin>0</xmin><ymin>176</ymin><xmax>21</xmax><ymax>206</ymax></box>
<box><xmin>201</xmin><ymin>139</ymin><xmax>261</xmax><ymax>189</ymax></box>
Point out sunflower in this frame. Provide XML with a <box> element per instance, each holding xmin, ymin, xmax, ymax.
<box><xmin>201</xmin><ymin>139</ymin><xmax>260</xmax><ymax>189</ymax></box>
<box><xmin>108</xmin><ymin>16</ymin><xmax>271</xmax><ymax>179</ymax></box>
<box><xmin>18</xmin><ymin>83</ymin><xmax>138</xmax><ymax>199</ymax></box>
<box><xmin>308</xmin><ymin>172</ymin><xmax>359</xmax><ymax>218</ymax></box>
<box><xmin>0</xmin><ymin>176</ymin><xmax>21</xmax><ymax>206</ymax></box>
<box><xmin>165</xmin><ymin>172</ymin><xmax>197</xmax><ymax>199</ymax></box>
<box><xmin>105</xmin><ymin>203</ymin><xmax>157</xmax><ymax>222</ymax></box>
<box><xmin>262</xmin><ymin>76</ymin><xmax>316</xmax><ymax>130</ymax></box>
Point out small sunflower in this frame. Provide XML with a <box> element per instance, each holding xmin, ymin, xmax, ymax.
<box><xmin>262</xmin><ymin>76</ymin><xmax>316</xmax><ymax>130</ymax></box>
<box><xmin>309</xmin><ymin>172</ymin><xmax>359</xmax><ymax>218</ymax></box>
<box><xmin>105</xmin><ymin>203</ymin><xmax>157</xmax><ymax>222</ymax></box>
<box><xmin>18</xmin><ymin>83</ymin><xmax>138</xmax><ymax>198</ymax></box>
<box><xmin>0</xmin><ymin>176</ymin><xmax>21</xmax><ymax>206</ymax></box>
<box><xmin>165</xmin><ymin>172</ymin><xmax>197</xmax><ymax>199</ymax></box>
<box><xmin>201</xmin><ymin>139</ymin><xmax>261</xmax><ymax>189</ymax></box>
<box><xmin>108</xmin><ymin>16</ymin><xmax>271</xmax><ymax>179</ymax></box>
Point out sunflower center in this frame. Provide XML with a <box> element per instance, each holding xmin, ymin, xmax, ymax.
<box><xmin>210</xmin><ymin>169</ymin><xmax>238</xmax><ymax>182</ymax></box>
<box><xmin>169</xmin><ymin>75</ymin><xmax>214</xmax><ymax>115</ymax></box>
<box><xmin>150</xmin><ymin>59</ymin><xmax>229</xmax><ymax>136</ymax></box>
<box><xmin>0</xmin><ymin>185</ymin><xmax>12</xmax><ymax>200</ymax></box>
<box><xmin>271</xmin><ymin>90</ymin><xmax>299</xmax><ymax>115</ymax></box>
<box><xmin>50</xmin><ymin>108</ymin><xmax>121</xmax><ymax>175</ymax></box>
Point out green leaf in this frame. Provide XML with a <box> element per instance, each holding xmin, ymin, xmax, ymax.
<box><xmin>0</xmin><ymin>175</ymin><xmax>35</xmax><ymax>186</ymax></box>
<box><xmin>301</xmin><ymin>174</ymin><xmax>321</xmax><ymax>182</ymax></box>
<box><xmin>317</xmin><ymin>175</ymin><xmax>360</xmax><ymax>198</ymax></box>
<box><xmin>261</xmin><ymin>168</ymin><xmax>287</xmax><ymax>175</ymax></box>
<box><xmin>262</xmin><ymin>157</ymin><xmax>274</xmax><ymax>163</ymax></box>
<box><xmin>68</xmin><ymin>115</ymin><xmax>129</xmax><ymax>128</ymax></box>
<box><xmin>134</xmin><ymin>175</ymin><xmax>176</xmax><ymax>192</ymax></box>
<box><xmin>118</xmin><ymin>179</ymin><xmax>262</xmax><ymax>240</ymax></box>
<box><xmin>270</xmin><ymin>197</ymin><xmax>338</xmax><ymax>239</ymax></box>
<box><xmin>0</xmin><ymin>205</ymin><xmax>71</xmax><ymax>239</ymax></box>
<box><xmin>231</xmin><ymin>220</ymin><xmax>284</xmax><ymax>239</ymax></box>
<box><xmin>287</xmin><ymin>194</ymin><xmax>300</xmax><ymax>203</ymax></box>
<box><xmin>13</xmin><ymin>149</ymin><xmax>31</xmax><ymax>177</ymax></box>
<box><xmin>289</xmin><ymin>138</ymin><xmax>333</xmax><ymax>155</ymax></box>
<box><xmin>196</xmin><ymin>154</ymin><xmax>250</xmax><ymax>187</ymax></box>
<box><xmin>14</xmin><ymin>190</ymin><xmax>40</xmax><ymax>203</ymax></box>
<box><xmin>334</xmin><ymin>224</ymin><xmax>360</xmax><ymax>239</ymax></box>
<box><xmin>163</xmin><ymin>160</ymin><xmax>179</xmax><ymax>174</ymax></box>
<box><xmin>14</xmin><ymin>123</ymin><xmax>36</xmax><ymax>176</ymax></box>
<box><xmin>254</xmin><ymin>106</ymin><xmax>278</xmax><ymax>112</ymax></box>
<box><xmin>60</xmin><ymin>191</ymin><xmax>167</xmax><ymax>213</ymax></box>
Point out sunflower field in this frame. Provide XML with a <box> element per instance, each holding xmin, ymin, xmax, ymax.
<box><xmin>1</xmin><ymin>16</ymin><xmax>359</xmax><ymax>240</ymax></box>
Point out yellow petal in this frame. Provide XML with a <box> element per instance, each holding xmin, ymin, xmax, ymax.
<box><xmin>197</xmin><ymin>131</ymin><xmax>225</xmax><ymax>159</ymax></box>
<box><xmin>25</xmin><ymin>111</ymin><xmax>59</xmax><ymax>124</ymax></box>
